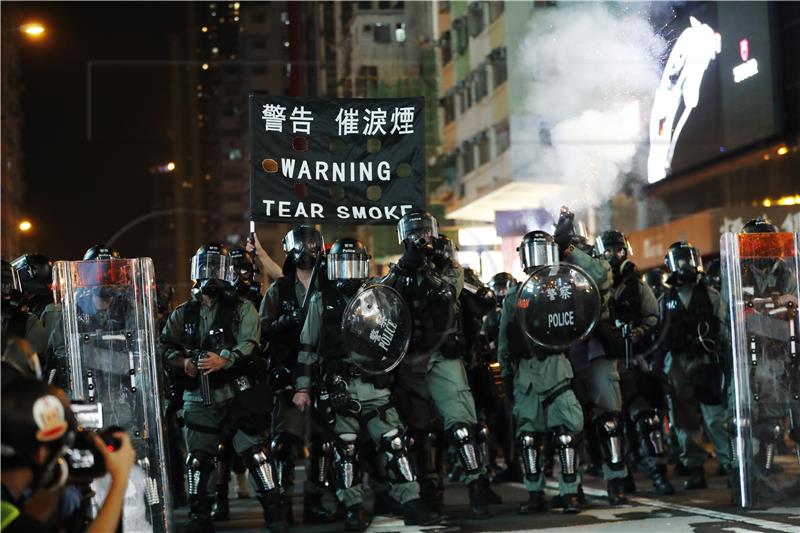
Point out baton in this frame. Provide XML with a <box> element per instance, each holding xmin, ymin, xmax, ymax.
<box><xmin>300</xmin><ymin>251</ymin><xmax>323</xmax><ymax>324</ymax></box>
<box><xmin>621</xmin><ymin>323</ymin><xmax>632</xmax><ymax>371</ymax></box>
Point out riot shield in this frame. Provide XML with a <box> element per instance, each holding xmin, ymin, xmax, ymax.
<box><xmin>721</xmin><ymin>231</ymin><xmax>800</xmax><ymax>507</ymax></box>
<box><xmin>341</xmin><ymin>283</ymin><xmax>412</xmax><ymax>374</ymax></box>
<box><xmin>516</xmin><ymin>263</ymin><xmax>602</xmax><ymax>352</ymax></box>
<box><xmin>53</xmin><ymin>258</ymin><xmax>172</xmax><ymax>531</ymax></box>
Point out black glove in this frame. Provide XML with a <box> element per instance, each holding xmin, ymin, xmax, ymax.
<box><xmin>553</xmin><ymin>207</ymin><xmax>575</xmax><ymax>252</ymax></box>
<box><xmin>398</xmin><ymin>244</ymin><xmax>426</xmax><ymax>272</ymax></box>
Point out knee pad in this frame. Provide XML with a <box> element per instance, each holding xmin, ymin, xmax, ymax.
<box><xmin>553</xmin><ymin>426</ymin><xmax>582</xmax><ymax>483</ymax></box>
<box><xmin>518</xmin><ymin>431</ymin><xmax>546</xmax><ymax>482</ymax></box>
<box><xmin>594</xmin><ymin>412</ymin><xmax>625</xmax><ymax>471</ymax></box>
<box><xmin>634</xmin><ymin>410</ymin><xmax>666</xmax><ymax>458</ymax></box>
<box><xmin>213</xmin><ymin>442</ymin><xmax>230</xmax><ymax>484</ymax></box>
<box><xmin>186</xmin><ymin>451</ymin><xmax>215</xmax><ymax>497</ymax></box>
<box><xmin>449</xmin><ymin>422</ymin><xmax>482</xmax><ymax>475</ymax></box>
<box><xmin>309</xmin><ymin>439</ymin><xmax>335</xmax><ymax>489</ymax></box>
<box><xmin>334</xmin><ymin>433</ymin><xmax>360</xmax><ymax>490</ymax></box>
<box><xmin>242</xmin><ymin>445</ymin><xmax>278</xmax><ymax>495</ymax></box>
<box><xmin>380</xmin><ymin>428</ymin><xmax>416</xmax><ymax>484</ymax></box>
<box><xmin>755</xmin><ymin>421</ymin><xmax>784</xmax><ymax>470</ymax></box>
<box><xmin>476</xmin><ymin>423</ymin><xmax>491</xmax><ymax>467</ymax></box>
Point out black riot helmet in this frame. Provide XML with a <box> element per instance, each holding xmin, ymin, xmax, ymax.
<box><xmin>741</xmin><ymin>217</ymin><xmax>778</xmax><ymax>234</ymax></box>
<box><xmin>1</xmin><ymin>378</ymin><xmax>75</xmax><ymax>490</ymax></box>
<box><xmin>594</xmin><ymin>230</ymin><xmax>632</xmax><ymax>269</ymax></box>
<box><xmin>664</xmin><ymin>241</ymin><xmax>703</xmax><ymax>285</ymax></box>
<box><xmin>283</xmin><ymin>226</ymin><xmax>324</xmax><ymax>270</ymax></box>
<box><xmin>155</xmin><ymin>280</ymin><xmax>175</xmax><ymax>315</ymax></box>
<box><xmin>517</xmin><ymin>230</ymin><xmax>559</xmax><ymax>275</ymax></box>
<box><xmin>229</xmin><ymin>246</ymin><xmax>256</xmax><ymax>293</ymax></box>
<box><xmin>489</xmin><ymin>272</ymin><xmax>516</xmax><ymax>305</ymax></box>
<box><xmin>705</xmin><ymin>258</ymin><xmax>721</xmax><ymax>291</ymax></box>
<box><xmin>644</xmin><ymin>268</ymin><xmax>666</xmax><ymax>292</ymax></box>
<box><xmin>328</xmin><ymin>238</ymin><xmax>370</xmax><ymax>295</ymax></box>
<box><xmin>397</xmin><ymin>209</ymin><xmax>439</xmax><ymax>247</ymax></box>
<box><xmin>12</xmin><ymin>254</ymin><xmax>53</xmax><ymax>298</ymax></box>
<box><xmin>83</xmin><ymin>245</ymin><xmax>120</xmax><ymax>261</ymax></box>
<box><xmin>190</xmin><ymin>243</ymin><xmax>235</xmax><ymax>297</ymax></box>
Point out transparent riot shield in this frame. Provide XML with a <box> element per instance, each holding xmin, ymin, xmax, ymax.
<box><xmin>517</xmin><ymin>263</ymin><xmax>602</xmax><ymax>352</ymax></box>
<box><xmin>342</xmin><ymin>284</ymin><xmax>412</xmax><ymax>374</ymax></box>
<box><xmin>53</xmin><ymin>258</ymin><xmax>172</xmax><ymax>531</ymax></box>
<box><xmin>721</xmin><ymin>231</ymin><xmax>800</xmax><ymax>507</ymax></box>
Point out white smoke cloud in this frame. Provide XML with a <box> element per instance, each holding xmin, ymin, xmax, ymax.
<box><xmin>520</xmin><ymin>3</ymin><xmax>667</xmax><ymax>210</ymax></box>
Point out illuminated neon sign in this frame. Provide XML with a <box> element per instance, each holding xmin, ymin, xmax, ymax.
<box><xmin>647</xmin><ymin>17</ymin><xmax>721</xmax><ymax>184</ymax></box>
<box><xmin>732</xmin><ymin>38</ymin><xmax>758</xmax><ymax>83</ymax></box>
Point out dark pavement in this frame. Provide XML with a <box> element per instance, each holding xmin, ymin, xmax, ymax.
<box><xmin>180</xmin><ymin>456</ymin><xmax>800</xmax><ymax>533</ymax></box>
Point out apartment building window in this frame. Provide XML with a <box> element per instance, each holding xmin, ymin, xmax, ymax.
<box><xmin>252</xmin><ymin>38</ymin><xmax>267</xmax><ymax>49</ymax></box>
<box><xmin>467</xmin><ymin>2</ymin><xmax>485</xmax><ymax>37</ymax></box>
<box><xmin>252</xmin><ymin>65</ymin><xmax>268</xmax><ymax>75</ymax></box>
<box><xmin>250</xmin><ymin>12</ymin><xmax>266</xmax><ymax>23</ymax></box>
<box><xmin>539</xmin><ymin>119</ymin><xmax>553</xmax><ymax>146</ymax></box>
<box><xmin>356</xmin><ymin>65</ymin><xmax>379</xmax><ymax>96</ymax></box>
<box><xmin>378</xmin><ymin>1</ymin><xmax>392</xmax><ymax>8</ymax></box>
<box><xmin>440</xmin><ymin>94</ymin><xmax>455</xmax><ymax>124</ymax></box>
<box><xmin>477</xmin><ymin>131</ymin><xmax>491</xmax><ymax>166</ymax></box>
<box><xmin>453</xmin><ymin>18</ymin><xmax>468</xmax><ymax>54</ymax></box>
<box><xmin>489</xmin><ymin>1</ymin><xmax>505</xmax><ymax>22</ymax></box>
<box><xmin>358</xmin><ymin>1</ymin><xmax>373</xmax><ymax>9</ymax></box>
<box><xmin>373</xmin><ymin>22</ymin><xmax>391</xmax><ymax>43</ymax></box>
<box><xmin>439</xmin><ymin>1</ymin><xmax>451</xmax><ymax>13</ymax></box>
<box><xmin>495</xmin><ymin>119</ymin><xmax>510</xmax><ymax>155</ymax></box>
<box><xmin>490</xmin><ymin>47</ymin><xmax>507</xmax><ymax>87</ymax></box>
<box><xmin>440</xmin><ymin>31</ymin><xmax>452</xmax><ymax>64</ymax></box>
<box><xmin>395</xmin><ymin>22</ymin><xmax>406</xmax><ymax>43</ymax></box>
<box><xmin>475</xmin><ymin>65</ymin><xmax>488</xmax><ymax>102</ymax></box>
<box><xmin>462</xmin><ymin>140</ymin><xmax>475</xmax><ymax>174</ymax></box>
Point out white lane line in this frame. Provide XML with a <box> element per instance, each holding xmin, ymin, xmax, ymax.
<box><xmin>528</xmin><ymin>481</ymin><xmax>800</xmax><ymax>533</ymax></box>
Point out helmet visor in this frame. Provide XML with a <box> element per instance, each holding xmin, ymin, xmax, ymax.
<box><xmin>397</xmin><ymin>215</ymin><xmax>439</xmax><ymax>244</ymax></box>
<box><xmin>519</xmin><ymin>241</ymin><xmax>559</xmax><ymax>270</ymax></box>
<box><xmin>74</xmin><ymin>260</ymin><xmax>131</xmax><ymax>287</ymax></box>
<box><xmin>191</xmin><ymin>254</ymin><xmax>233</xmax><ymax>282</ymax></box>
<box><xmin>595</xmin><ymin>234</ymin><xmax>633</xmax><ymax>257</ymax></box>
<box><xmin>666</xmin><ymin>247</ymin><xmax>703</xmax><ymax>273</ymax></box>
<box><xmin>283</xmin><ymin>227</ymin><xmax>324</xmax><ymax>255</ymax></box>
<box><xmin>327</xmin><ymin>254</ymin><xmax>370</xmax><ymax>280</ymax></box>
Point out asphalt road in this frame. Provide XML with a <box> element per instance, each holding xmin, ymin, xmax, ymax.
<box><xmin>183</xmin><ymin>456</ymin><xmax>800</xmax><ymax>533</ymax></box>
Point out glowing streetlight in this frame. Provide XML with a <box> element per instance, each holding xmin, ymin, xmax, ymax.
<box><xmin>166</xmin><ymin>162</ymin><xmax>176</xmax><ymax>171</ymax></box>
<box><xmin>777</xmin><ymin>146</ymin><xmax>789</xmax><ymax>156</ymax></box>
<box><xmin>201</xmin><ymin>63</ymin><xmax>209</xmax><ymax>71</ymax></box>
<box><xmin>20</xmin><ymin>22</ymin><xmax>45</xmax><ymax>39</ymax></box>
<box><xmin>18</xmin><ymin>220</ymin><xmax>32</xmax><ymax>232</ymax></box>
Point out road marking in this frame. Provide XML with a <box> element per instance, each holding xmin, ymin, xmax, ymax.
<box><xmin>531</xmin><ymin>481</ymin><xmax>800</xmax><ymax>533</ymax></box>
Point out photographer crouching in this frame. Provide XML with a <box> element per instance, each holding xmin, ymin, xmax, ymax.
<box><xmin>1</xmin><ymin>377</ymin><xmax>135</xmax><ymax>533</ymax></box>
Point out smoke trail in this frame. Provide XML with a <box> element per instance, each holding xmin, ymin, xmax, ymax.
<box><xmin>519</xmin><ymin>3</ymin><xmax>667</xmax><ymax>211</ymax></box>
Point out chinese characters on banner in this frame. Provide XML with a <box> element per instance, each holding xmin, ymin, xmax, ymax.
<box><xmin>250</xmin><ymin>95</ymin><xmax>426</xmax><ymax>225</ymax></box>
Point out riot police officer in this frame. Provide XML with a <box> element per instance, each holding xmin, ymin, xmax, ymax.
<box><xmin>704</xmin><ymin>259</ymin><xmax>722</xmax><ymax>292</ymax></box>
<box><xmin>598</xmin><ymin>230</ymin><xmax>675</xmax><ymax>495</ymax></box>
<box><xmin>160</xmin><ymin>244</ymin><xmax>284</xmax><ymax>533</ymax></box>
<box><xmin>292</xmin><ymin>238</ymin><xmax>439</xmax><ymax>531</ymax></box>
<box><xmin>2</xmin><ymin>260</ymin><xmax>46</xmax><ymax>379</ymax></box>
<box><xmin>387</xmin><ymin>210</ymin><xmax>496</xmax><ymax>518</ymax></box>
<box><xmin>499</xmin><ymin>229</ymin><xmax>601</xmax><ymax>514</ymax></box>
<box><xmin>11</xmin><ymin>254</ymin><xmax>54</xmax><ymax>320</ymax></box>
<box><xmin>260</xmin><ymin>226</ymin><xmax>335</xmax><ymax>523</ymax></box>
<box><xmin>660</xmin><ymin>241</ymin><xmax>730</xmax><ymax>490</ymax></box>
<box><xmin>645</xmin><ymin>268</ymin><xmax>668</xmax><ymax>301</ymax></box>
<box><xmin>230</xmin><ymin>247</ymin><xmax>262</xmax><ymax>306</ymax></box>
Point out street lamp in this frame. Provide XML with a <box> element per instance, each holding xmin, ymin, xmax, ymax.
<box><xmin>20</xmin><ymin>22</ymin><xmax>45</xmax><ymax>39</ymax></box>
<box><xmin>18</xmin><ymin>220</ymin><xmax>32</xmax><ymax>232</ymax></box>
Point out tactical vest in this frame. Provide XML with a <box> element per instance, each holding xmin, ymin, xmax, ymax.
<box><xmin>318</xmin><ymin>284</ymin><xmax>348</xmax><ymax>361</ymax></box>
<box><xmin>609</xmin><ymin>272</ymin><xmax>642</xmax><ymax>326</ymax></box>
<box><xmin>269</xmin><ymin>275</ymin><xmax>301</xmax><ymax>366</ymax></box>
<box><xmin>180</xmin><ymin>297</ymin><xmax>238</xmax><ymax>351</ymax></box>
<box><xmin>663</xmin><ymin>282</ymin><xmax>717</xmax><ymax>354</ymax></box>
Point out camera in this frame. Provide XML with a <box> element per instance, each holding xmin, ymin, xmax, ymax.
<box><xmin>65</xmin><ymin>403</ymin><xmax>122</xmax><ymax>482</ymax></box>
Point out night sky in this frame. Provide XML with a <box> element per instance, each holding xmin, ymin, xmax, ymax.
<box><xmin>16</xmin><ymin>2</ymin><xmax>187</xmax><ymax>260</ymax></box>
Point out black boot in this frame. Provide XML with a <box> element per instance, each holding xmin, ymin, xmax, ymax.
<box><xmin>607</xmin><ymin>478</ymin><xmax>628</xmax><ymax>506</ymax></box>
<box><xmin>683</xmin><ymin>466</ymin><xmax>708</xmax><ymax>490</ymax></box>
<box><xmin>727</xmin><ymin>470</ymin><xmax>742</xmax><ymax>506</ymax></box>
<box><xmin>373</xmin><ymin>490</ymin><xmax>401</xmax><ymax>516</ymax></box>
<box><xmin>402</xmin><ymin>498</ymin><xmax>440</xmax><ymax>526</ymax></box>
<box><xmin>519</xmin><ymin>491</ymin><xmax>547</xmax><ymax>514</ymax></box>
<box><xmin>622</xmin><ymin>470</ymin><xmax>637</xmax><ymax>495</ymax></box>
<box><xmin>419</xmin><ymin>477</ymin><xmax>444</xmax><ymax>513</ymax></box>
<box><xmin>260</xmin><ymin>495</ymin><xmax>288</xmax><ymax>533</ymax></box>
<box><xmin>179</xmin><ymin>496</ymin><xmax>215</xmax><ymax>533</ymax></box>
<box><xmin>303</xmin><ymin>492</ymin><xmax>336</xmax><ymax>524</ymax></box>
<box><xmin>467</xmin><ymin>478</ymin><xmax>490</xmax><ymax>519</ymax></box>
<box><xmin>210</xmin><ymin>484</ymin><xmax>229</xmax><ymax>521</ymax></box>
<box><xmin>345</xmin><ymin>504</ymin><xmax>371</xmax><ymax>531</ymax></box>
<box><xmin>652</xmin><ymin>465</ymin><xmax>676</xmax><ymax>495</ymax></box>
<box><xmin>485</xmin><ymin>483</ymin><xmax>503</xmax><ymax>504</ymax></box>
<box><xmin>562</xmin><ymin>493</ymin><xmax>581</xmax><ymax>514</ymax></box>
